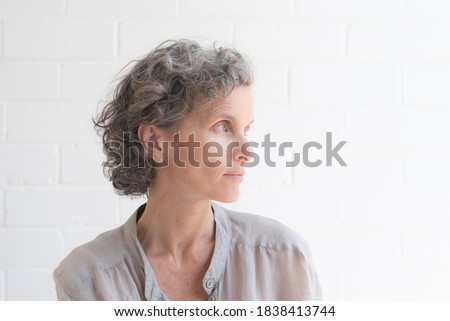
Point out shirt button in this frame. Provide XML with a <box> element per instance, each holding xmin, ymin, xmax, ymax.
<box><xmin>209</xmin><ymin>296</ymin><xmax>216</xmax><ymax>301</ymax></box>
<box><xmin>206</xmin><ymin>279</ymin><xmax>214</xmax><ymax>289</ymax></box>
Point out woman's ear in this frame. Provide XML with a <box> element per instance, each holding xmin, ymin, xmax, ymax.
<box><xmin>137</xmin><ymin>123</ymin><xmax>164</xmax><ymax>162</ymax></box>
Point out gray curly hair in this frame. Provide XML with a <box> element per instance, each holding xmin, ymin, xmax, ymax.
<box><xmin>93</xmin><ymin>39</ymin><xmax>254</xmax><ymax>198</ymax></box>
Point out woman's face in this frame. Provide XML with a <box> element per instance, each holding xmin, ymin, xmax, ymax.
<box><xmin>157</xmin><ymin>85</ymin><xmax>254</xmax><ymax>203</ymax></box>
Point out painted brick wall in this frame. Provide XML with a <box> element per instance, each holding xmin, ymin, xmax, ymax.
<box><xmin>0</xmin><ymin>0</ymin><xmax>449</xmax><ymax>300</ymax></box>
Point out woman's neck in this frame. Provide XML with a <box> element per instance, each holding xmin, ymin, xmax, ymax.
<box><xmin>136</xmin><ymin>189</ymin><xmax>215</xmax><ymax>265</ymax></box>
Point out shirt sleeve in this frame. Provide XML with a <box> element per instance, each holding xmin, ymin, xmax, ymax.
<box><xmin>53</xmin><ymin>272</ymin><xmax>72</xmax><ymax>301</ymax></box>
<box><xmin>276</xmin><ymin>246</ymin><xmax>323</xmax><ymax>300</ymax></box>
<box><xmin>293</xmin><ymin>240</ymin><xmax>323</xmax><ymax>300</ymax></box>
<box><xmin>303</xmin><ymin>254</ymin><xmax>323</xmax><ymax>300</ymax></box>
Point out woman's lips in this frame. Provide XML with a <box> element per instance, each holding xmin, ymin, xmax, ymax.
<box><xmin>224</xmin><ymin>172</ymin><xmax>245</xmax><ymax>181</ymax></box>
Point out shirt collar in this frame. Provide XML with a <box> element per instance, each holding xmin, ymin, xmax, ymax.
<box><xmin>124</xmin><ymin>201</ymin><xmax>232</xmax><ymax>300</ymax></box>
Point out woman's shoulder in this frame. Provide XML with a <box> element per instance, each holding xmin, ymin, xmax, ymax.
<box><xmin>58</xmin><ymin>226</ymin><xmax>126</xmax><ymax>268</ymax></box>
<box><xmin>53</xmin><ymin>224</ymin><xmax>130</xmax><ymax>295</ymax></box>
<box><xmin>219</xmin><ymin>205</ymin><xmax>312</xmax><ymax>256</ymax></box>
<box><xmin>217</xmin><ymin>204</ymin><xmax>323</xmax><ymax>300</ymax></box>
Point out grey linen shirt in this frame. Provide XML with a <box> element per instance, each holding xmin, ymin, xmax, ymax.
<box><xmin>53</xmin><ymin>201</ymin><xmax>322</xmax><ymax>300</ymax></box>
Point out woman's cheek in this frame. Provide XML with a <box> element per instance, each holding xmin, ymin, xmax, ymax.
<box><xmin>197</xmin><ymin>137</ymin><xmax>227</xmax><ymax>169</ymax></box>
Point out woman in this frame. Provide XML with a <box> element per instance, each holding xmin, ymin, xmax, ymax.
<box><xmin>53</xmin><ymin>39</ymin><xmax>322</xmax><ymax>301</ymax></box>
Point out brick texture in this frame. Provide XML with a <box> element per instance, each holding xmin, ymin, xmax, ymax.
<box><xmin>0</xmin><ymin>0</ymin><xmax>448</xmax><ymax>301</ymax></box>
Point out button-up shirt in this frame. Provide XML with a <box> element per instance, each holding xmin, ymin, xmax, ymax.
<box><xmin>53</xmin><ymin>201</ymin><xmax>322</xmax><ymax>300</ymax></box>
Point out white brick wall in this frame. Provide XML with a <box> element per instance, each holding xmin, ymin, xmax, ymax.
<box><xmin>4</xmin><ymin>17</ymin><xmax>115</xmax><ymax>59</ymax></box>
<box><xmin>0</xmin><ymin>229</ymin><xmax>62</xmax><ymax>268</ymax></box>
<box><xmin>6</xmin><ymin>103</ymin><xmax>98</xmax><ymax>142</ymax></box>
<box><xmin>0</xmin><ymin>20</ymin><xmax>3</xmax><ymax>57</ymax></box>
<box><xmin>0</xmin><ymin>188</ymin><xmax>4</xmax><ymax>227</ymax></box>
<box><xmin>0</xmin><ymin>63</ymin><xmax>58</xmax><ymax>101</ymax></box>
<box><xmin>234</xmin><ymin>21</ymin><xmax>346</xmax><ymax>61</ymax></box>
<box><xmin>60</xmin><ymin>62</ymin><xmax>124</xmax><ymax>102</ymax></box>
<box><xmin>296</xmin><ymin>0</ymin><xmax>407</xmax><ymax>19</ymax></box>
<box><xmin>0</xmin><ymin>0</ymin><xmax>64</xmax><ymax>15</ymax></box>
<box><xmin>402</xmin><ymin>107</ymin><xmax>450</xmax><ymax>150</ymax></box>
<box><xmin>0</xmin><ymin>104</ymin><xmax>5</xmax><ymax>141</ymax></box>
<box><xmin>404</xmin><ymin>66</ymin><xmax>450</xmax><ymax>104</ymax></box>
<box><xmin>0</xmin><ymin>0</ymin><xmax>449</xmax><ymax>301</ymax></box>
<box><xmin>407</xmin><ymin>0</ymin><xmax>450</xmax><ymax>19</ymax></box>
<box><xmin>403</xmin><ymin>229</ymin><xmax>450</xmax><ymax>267</ymax></box>
<box><xmin>349</xmin><ymin>22</ymin><xmax>450</xmax><ymax>62</ymax></box>
<box><xmin>341</xmin><ymin>267</ymin><xmax>450</xmax><ymax>300</ymax></box>
<box><xmin>0</xmin><ymin>145</ymin><xmax>58</xmax><ymax>185</ymax></box>
<box><xmin>0</xmin><ymin>270</ymin><xmax>4</xmax><ymax>300</ymax></box>
<box><xmin>4</xmin><ymin>187</ymin><xmax>118</xmax><ymax>226</ymax></box>
<box><xmin>66</xmin><ymin>0</ymin><xmax>178</xmax><ymax>17</ymax></box>
<box><xmin>119</xmin><ymin>20</ymin><xmax>232</xmax><ymax>59</ymax></box>
<box><xmin>6</xmin><ymin>269</ymin><xmax>55</xmax><ymax>300</ymax></box>
<box><xmin>60</xmin><ymin>143</ymin><xmax>108</xmax><ymax>185</ymax></box>
<box><xmin>344</xmin><ymin>107</ymin><xmax>403</xmax><ymax>150</ymax></box>
<box><xmin>291</xmin><ymin>64</ymin><xmax>400</xmax><ymax>104</ymax></box>
<box><xmin>251</xmin><ymin>64</ymin><xmax>289</xmax><ymax>104</ymax></box>
<box><xmin>181</xmin><ymin>0</ymin><xmax>294</xmax><ymax>17</ymax></box>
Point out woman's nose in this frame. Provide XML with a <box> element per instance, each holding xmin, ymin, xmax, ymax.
<box><xmin>235</xmin><ymin>135</ymin><xmax>254</xmax><ymax>163</ymax></box>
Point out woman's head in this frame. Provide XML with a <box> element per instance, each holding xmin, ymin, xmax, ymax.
<box><xmin>94</xmin><ymin>39</ymin><xmax>254</xmax><ymax>198</ymax></box>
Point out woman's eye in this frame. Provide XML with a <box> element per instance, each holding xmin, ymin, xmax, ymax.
<box><xmin>217</xmin><ymin>122</ymin><xmax>229</xmax><ymax>132</ymax></box>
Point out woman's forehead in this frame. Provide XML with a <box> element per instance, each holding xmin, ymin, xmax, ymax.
<box><xmin>204</xmin><ymin>104</ymin><xmax>234</xmax><ymax>121</ymax></box>
<box><xmin>190</xmin><ymin>87</ymin><xmax>253</xmax><ymax>124</ymax></box>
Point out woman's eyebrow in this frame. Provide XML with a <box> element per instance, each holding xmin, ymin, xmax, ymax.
<box><xmin>210</xmin><ymin>113</ymin><xmax>254</xmax><ymax>125</ymax></box>
<box><xmin>204</xmin><ymin>106</ymin><xmax>232</xmax><ymax>122</ymax></box>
